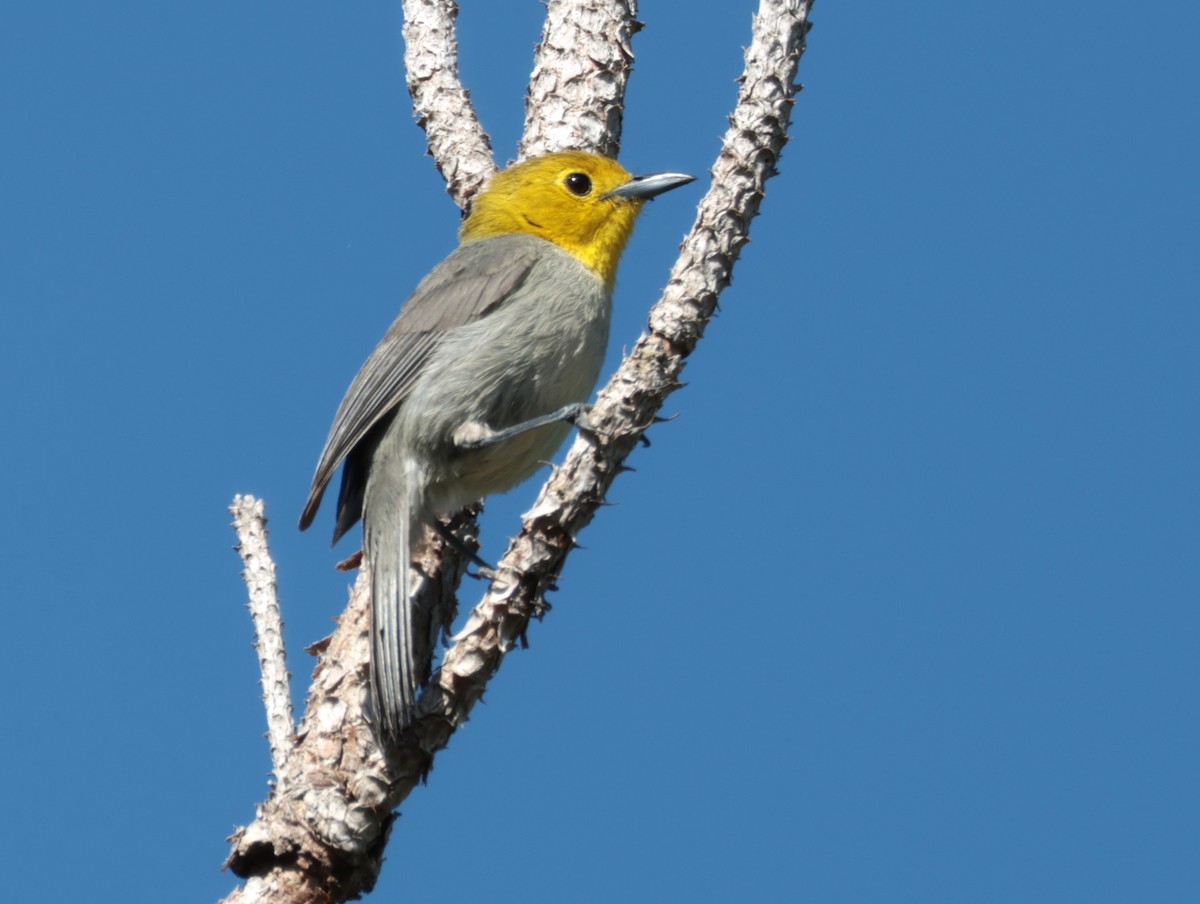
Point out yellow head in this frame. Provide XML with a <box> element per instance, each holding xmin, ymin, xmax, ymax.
<box><xmin>459</xmin><ymin>151</ymin><xmax>693</xmax><ymax>287</ymax></box>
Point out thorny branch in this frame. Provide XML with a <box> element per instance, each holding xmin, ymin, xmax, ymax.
<box><xmin>230</xmin><ymin>495</ymin><xmax>295</xmax><ymax>784</ymax></box>
<box><xmin>401</xmin><ymin>0</ymin><xmax>496</xmax><ymax>205</ymax></box>
<box><xmin>519</xmin><ymin>0</ymin><xmax>639</xmax><ymax>160</ymax></box>
<box><xmin>221</xmin><ymin>2</ymin><xmax>813</xmax><ymax>901</ymax></box>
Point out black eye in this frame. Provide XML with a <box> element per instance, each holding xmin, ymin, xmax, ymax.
<box><xmin>564</xmin><ymin>172</ymin><xmax>592</xmax><ymax>196</ymax></box>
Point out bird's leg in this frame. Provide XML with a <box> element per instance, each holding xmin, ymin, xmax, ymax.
<box><xmin>453</xmin><ymin>402</ymin><xmax>592</xmax><ymax>451</ymax></box>
<box><xmin>433</xmin><ymin>521</ymin><xmax>496</xmax><ymax>578</ymax></box>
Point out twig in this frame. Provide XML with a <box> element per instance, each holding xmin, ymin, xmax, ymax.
<box><xmin>229</xmin><ymin>495</ymin><xmax>295</xmax><ymax>784</ymax></box>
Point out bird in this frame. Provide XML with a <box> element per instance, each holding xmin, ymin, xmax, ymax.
<box><xmin>299</xmin><ymin>150</ymin><xmax>694</xmax><ymax>741</ymax></box>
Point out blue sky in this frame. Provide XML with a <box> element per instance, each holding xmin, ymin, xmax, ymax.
<box><xmin>2</xmin><ymin>2</ymin><xmax>1196</xmax><ymax>901</ymax></box>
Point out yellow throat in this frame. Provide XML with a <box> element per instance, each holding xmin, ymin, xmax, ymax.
<box><xmin>459</xmin><ymin>151</ymin><xmax>648</xmax><ymax>288</ymax></box>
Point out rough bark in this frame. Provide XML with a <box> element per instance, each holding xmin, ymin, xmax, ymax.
<box><xmin>231</xmin><ymin>496</ymin><xmax>294</xmax><ymax>786</ymax></box>
<box><xmin>519</xmin><ymin>0</ymin><xmax>639</xmax><ymax>160</ymax></box>
<box><xmin>401</xmin><ymin>0</ymin><xmax>496</xmax><ymax>204</ymax></box>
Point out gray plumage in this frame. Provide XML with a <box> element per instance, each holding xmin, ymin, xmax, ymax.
<box><xmin>300</xmin><ymin>232</ymin><xmax>611</xmax><ymax>740</ymax></box>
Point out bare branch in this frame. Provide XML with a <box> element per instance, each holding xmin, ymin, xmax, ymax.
<box><xmin>650</xmin><ymin>0</ymin><xmax>810</xmax><ymax>355</ymax></box>
<box><xmin>230</xmin><ymin>495</ymin><xmax>295</xmax><ymax>783</ymax></box>
<box><xmin>222</xmin><ymin>522</ymin><xmax>472</xmax><ymax>902</ymax></box>
<box><xmin>401</xmin><ymin>0</ymin><xmax>497</xmax><ymax>205</ymax></box>
<box><xmin>432</xmin><ymin>0</ymin><xmax>813</xmax><ymax>739</ymax></box>
<box><xmin>519</xmin><ymin>0</ymin><xmax>639</xmax><ymax>159</ymax></box>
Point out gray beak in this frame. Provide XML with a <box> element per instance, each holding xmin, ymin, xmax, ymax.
<box><xmin>602</xmin><ymin>171</ymin><xmax>696</xmax><ymax>201</ymax></box>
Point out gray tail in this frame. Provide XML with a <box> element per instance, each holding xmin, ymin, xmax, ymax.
<box><xmin>364</xmin><ymin>458</ymin><xmax>425</xmax><ymax>742</ymax></box>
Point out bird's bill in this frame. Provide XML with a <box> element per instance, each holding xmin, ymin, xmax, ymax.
<box><xmin>602</xmin><ymin>172</ymin><xmax>696</xmax><ymax>201</ymax></box>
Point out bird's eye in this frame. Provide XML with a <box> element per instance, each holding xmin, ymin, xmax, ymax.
<box><xmin>564</xmin><ymin>172</ymin><xmax>593</xmax><ymax>196</ymax></box>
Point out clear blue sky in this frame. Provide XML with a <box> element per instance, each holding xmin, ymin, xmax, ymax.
<box><xmin>2</xmin><ymin>2</ymin><xmax>1196</xmax><ymax>901</ymax></box>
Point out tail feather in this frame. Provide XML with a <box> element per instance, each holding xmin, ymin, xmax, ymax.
<box><xmin>364</xmin><ymin>458</ymin><xmax>424</xmax><ymax>741</ymax></box>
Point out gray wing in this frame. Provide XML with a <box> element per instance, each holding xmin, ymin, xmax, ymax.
<box><xmin>299</xmin><ymin>236</ymin><xmax>543</xmax><ymax>538</ymax></box>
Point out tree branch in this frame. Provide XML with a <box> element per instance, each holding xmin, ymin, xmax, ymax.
<box><xmin>400</xmin><ymin>0</ymin><xmax>496</xmax><ymax>205</ymax></box>
<box><xmin>519</xmin><ymin>0</ymin><xmax>639</xmax><ymax>159</ymax></box>
<box><xmin>222</xmin><ymin>2</ymin><xmax>813</xmax><ymax>900</ymax></box>
<box><xmin>230</xmin><ymin>495</ymin><xmax>295</xmax><ymax>784</ymax></box>
<box><xmin>427</xmin><ymin>0</ymin><xmax>812</xmax><ymax>739</ymax></box>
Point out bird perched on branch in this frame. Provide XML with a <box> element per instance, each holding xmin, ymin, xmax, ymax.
<box><xmin>300</xmin><ymin>150</ymin><xmax>694</xmax><ymax>741</ymax></box>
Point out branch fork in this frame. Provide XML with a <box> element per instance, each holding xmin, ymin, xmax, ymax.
<box><xmin>222</xmin><ymin>2</ymin><xmax>813</xmax><ymax>900</ymax></box>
